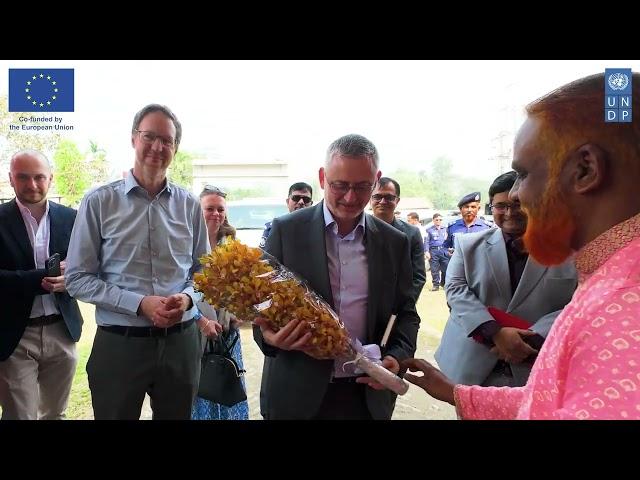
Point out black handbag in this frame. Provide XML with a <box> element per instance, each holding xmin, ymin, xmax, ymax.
<box><xmin>197</xmin><ymin>329</ymin><xmax>247</xmax><ymax>407</ymax></box>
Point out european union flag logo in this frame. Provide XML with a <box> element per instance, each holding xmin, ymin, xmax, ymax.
<box><xmin>8</xmin><ymin>68</ymin><xmax>74</xmax><ymax>112</ymax></box>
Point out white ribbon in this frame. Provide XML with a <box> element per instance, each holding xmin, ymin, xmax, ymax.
<box><xmin>342</xmin><ymin>340</ymin><xmax>382</xmax><ymax>374</ymax></box>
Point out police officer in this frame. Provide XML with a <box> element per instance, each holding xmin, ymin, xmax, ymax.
<box><xmin>443</xmin><ymin>191</ymin><xmax>492</xmax><ymax>256</ymax></box>
<box><xmin>260</xmin><ymin>181</ymin><xmax>313</xmax><ymax>248</ymax></box>
<box><xmin>424</xmin><ymin>213</ymin><xmax>449</xmax><ymax>291</ymax></box>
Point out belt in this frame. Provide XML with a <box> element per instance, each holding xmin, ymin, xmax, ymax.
<box><xmin>430</xmin><ymin>246</ymin><xmax>446</xmax><ymax>250</ymax></box>
<box><xmin>27</xmin><ymin>314</ymin><xmax>63</xmax><ymax>326</ymax></box>
<box><xmin>99</xmin><ymin>318</ymin><xmax>196</xmax><ymax>337</ymax></box>
<box><xmin>329</xmin><ymin>376</ymin><xmax>364</xmax><ymax>384</ymax></box>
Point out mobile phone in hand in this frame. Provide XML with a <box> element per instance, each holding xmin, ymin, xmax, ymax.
<box><xmin>46</xmin><ymin>253</ymin><xmax>61</xmax><ymax>277</ymax></box>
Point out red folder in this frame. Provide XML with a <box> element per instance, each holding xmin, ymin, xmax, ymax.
<box><xmin>472</xmin><ymin>307</ymin><xmax>530</xmax><ymax>343</ymax></box>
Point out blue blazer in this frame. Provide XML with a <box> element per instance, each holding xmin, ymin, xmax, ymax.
<box><xmin>0</xmin><ymin>199</ymin><xmax>83</xmax><ymax>361</ymax></box>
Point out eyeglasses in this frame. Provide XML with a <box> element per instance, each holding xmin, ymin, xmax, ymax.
<box><xmin>371</xmin><ymin>193</ymin><xmax>398</xmax><ymax>203</ymax></box>
<box><xmin>328</xmin><ymin>181</ymin><xmax>375</xmax><ymax>196</ymax></box>
<box><xmin>490</xmin><ymin>202</ymin><xmax>521</xmax><ymax>213</ymax></box>
<box><xmin>135</xmin><ymin>130</ymin><xmax>176</xmax><ymax>148</ymax></box>
<box><xmin>290</xmin><ymin>194</ymin><xmax>312</xmax><ymax>204</ymax></box>
<box><xmin>202</xmin><ymin>185</ymin><xmax>227</xmax><ymax>198</ymax></box>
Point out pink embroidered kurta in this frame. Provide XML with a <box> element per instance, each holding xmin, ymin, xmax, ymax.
<box><xmin>454</xmin><ymin>214</ymin><xmax>640</xmax><ymax>419</ymax></box>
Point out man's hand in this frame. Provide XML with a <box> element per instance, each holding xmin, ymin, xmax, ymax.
<box><xmin>356</xmin><ymin>355</ymin><xmax>400</xmax><ymax>390</ymax></box>
<box><xmin>253</xmin><ymin>317</ymin><xmax>312</xmax><ymax>352</ymax></box>
<box><xmin>60</xmin><ymin>260</ymin><xmax>66</xmax><ymax>275</ymax></box>
<box><xmin>425</xmin><ymin>252</ymin><xmax>431</xmax><ymax>261</ymax></box>
<box><xmin>41</xmin><ymin>274</ymin><xmax>66</xmax><ymax>293</ymax></box>
<box><xmin>152</xmin><ymin>294</ymin><xmax>190</xmax><ymax>327</ymax></box>
<box><xmin>400</xmin><ymin>358</ymin><xmax>456</xmax><ymax>405</ymax></box>
<box><xmin>490</xmin><ymin>327</ymin><xmax>538</xmax><ymax>363</ymax></box>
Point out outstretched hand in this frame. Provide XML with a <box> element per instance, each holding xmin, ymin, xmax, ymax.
<box><xmin>400</xmin><ymin>358</ymin><xmax>456</xmax><ymax>405</ymax></box>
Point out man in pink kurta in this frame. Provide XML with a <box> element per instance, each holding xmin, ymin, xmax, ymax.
<box><xmin>402</xmin><ymin>72</ymin><xmax>640</xmax><ymax>419</ymax></box>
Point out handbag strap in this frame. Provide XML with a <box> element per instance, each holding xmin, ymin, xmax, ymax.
<box><xmin>205</xmin><ymin>329</ymin><xmax>240</xmax><ymax>358</ymax></box>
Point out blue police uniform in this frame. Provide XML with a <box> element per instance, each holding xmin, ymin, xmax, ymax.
<box><xmin>443</xmin><ymin>191</ymin><xmax>492</xmax><ymax>250</ymax></box>
<box><xmin>259</xmin><ymin>221</ymin><xmax>272</xmax><ymax>248</ymax></box>
<box><xmin>425</xmin><ymin>224</ymin><xmax>449</xmax><ymax>288</ymax></box>
<box><xmin>443</xmin><ymin>217</ymin><xmax>492</xmax><ymax>250</ymax></box>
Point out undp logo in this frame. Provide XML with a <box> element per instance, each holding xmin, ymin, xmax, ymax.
<box><xmin>604</xmin><ymin>68</ymin><xmax>632</xmax><ymax>123</ymax></box>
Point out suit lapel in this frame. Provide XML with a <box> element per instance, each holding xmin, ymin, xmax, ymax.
<box><xmin>308</xmin><ymin>202</ymin><xmax>334</xmax><ymax>308</ymax></box>
<box><xmin>48</xmin><ymin>202</ymin><xmax>60</xmax><ymax>254</ymax></box>
<box><xmin>508</xmin><ymin>257</ymin><xmax>547</xmax><ymax>312</ymax></box>
<box><xmin>485</xmin><ymin>228</ymin><xmax>511</xmax><ymax>304</ymax></box>
<box><xmin>5</xmin><ymin>200</ymin><xmax>34</xmax><ymax>264</ymax></box>
<box><xmin>365</xmin><ymin>214</ymin><xmax>382</xmax><ymax>343</ymax></box>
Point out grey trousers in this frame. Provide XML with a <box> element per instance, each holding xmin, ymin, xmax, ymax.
<box><xmin>0</xmin><ymin>321</ymin><xmax>77</xmax><ymax>420</ymax></box>
<box><xmin>87</xmin><ymin>321</ymin><xmax>200</xmax><ymax>420</ymax></box>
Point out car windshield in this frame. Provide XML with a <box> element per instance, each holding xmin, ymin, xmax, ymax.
<box><xmin>226</xmin><ymin>204</ymin><xmax>289</xmax><ymax>229</ymax></box>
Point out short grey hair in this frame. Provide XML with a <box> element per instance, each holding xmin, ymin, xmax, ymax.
<box><xmin>325</xmin><ymin>134</ymin><xmax>379</xmax><ymax>170</ymax></box>
<box><xmin>131</xmin><ymin>103</ymin><xmax>182</xmax><ymax>149</ymax></box>
<box><xmin>10</xmin><ymin>149</ymin><xmax>51</xmax><ymax>171</ymax></box>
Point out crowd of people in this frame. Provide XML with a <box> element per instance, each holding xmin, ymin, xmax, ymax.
<box><xmin>1</xmin><ymin>72</ymin><xmax>639</xmax><ymax>420</ymax></box>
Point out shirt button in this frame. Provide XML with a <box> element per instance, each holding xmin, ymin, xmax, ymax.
<box><xmin>150</xmin><ymin>226</ymin><xmax>155</xmax><ymax>230</ymax></box>
<box><xmin>151</xmin><ymin>251</ymin><xmax>157</xmax><ymax>257</ymax></box>
<box><xmin>341</xmin><ymin>261</ymin><xmax>347</xmax><ymax>265</ymax></box>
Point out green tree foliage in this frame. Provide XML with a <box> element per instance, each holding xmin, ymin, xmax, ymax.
<box><xmin>168</xmin><ymin>150</ymin><xmax>194</xmax><ymax>189</ymax></box>
<box><xmin>53</xmin><ymin>139</ymin><xmax>90</xmax><ymax>207</ymax></box>
<box><xmin>86</xmin><ymin>140</ymin><xmax>110</xmax><ymax>185</ymax></box>
<box><xmin>386</xmin><ymin>156</ymin><xmax>490</xmax><ymax>211</ymax></box>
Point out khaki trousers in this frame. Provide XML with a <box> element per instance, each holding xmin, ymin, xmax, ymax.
<box><xmin>0</xmin><ymin>321</ymin><xmax>77</xmax><ymax>420</ymax></box>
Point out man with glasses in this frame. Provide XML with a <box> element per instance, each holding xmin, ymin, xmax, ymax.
<box><xmin>253</xmin><ymin>134</ymin><xmax>420</xmax><ymax>420</ymax></box>
<box><xmin>425</xmin><ymin>213</ymin><xmax>449</xmax><ymax>291</ymax></box>
<box><xmin>370</xmin><ymin>177</ymin><xmax>426</xmax><ymax>302</ymax></box>
<box><xmin>65</xmin><ymin>104</ymin><xmax>209</xmax><ymax>419</ymax></box>
<box><xmin>259</xmin><ymin>182</ymin><xmax>313</xmax><ymax>248</ymax></box>
<box><xmin>443</xmin><ymin>191</ymin><xmax>492</xmax><ymax>255</ymax></box>
<box><xmin>434</xmin><ymin>171</ymin><xmax>576</xmax><ymax>387</ymax></box>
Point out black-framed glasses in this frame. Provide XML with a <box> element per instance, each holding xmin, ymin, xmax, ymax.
<box><xmin>202</xmin><ymin>185</ymin><xmax>227</xmax><ymax>198</ymax></box>
<box><xmin>135</xmin><ymin>129</ymin><xmax>176</xmax><ymax>148</ymax></box>
<box><xmin>290</xmin><ymin>194</ymin><xmax>312</xmax><ymax>204</ymax></box>
<box><xmin>490</xmin><ymin>202</ymin><xmax>520</xmax><ymax>213</ymax></box>
<box><xmin>328</xmin><ymin>181</ymin><xmax>375</xmax><ymax>196</ymax></box>
<box><xmin>371</xmin><ymin>193</ymin><xmax>398</xmax><ymax>203</ymax></box>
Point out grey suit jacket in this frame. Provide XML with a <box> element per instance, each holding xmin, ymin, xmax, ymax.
<box><xmin>254</xmin><ymin>201</ymin><xmax>420</xmax><ymax>419</ymax></box>
<box><xmin>391</xmin><ymin>218</ymin><xmax>426</xmax><ymax>302</ymax></box>
<box><xmin>435</xmin><ymin>227</ymin><xmax>577</xmax><ymax>386</ymax></box>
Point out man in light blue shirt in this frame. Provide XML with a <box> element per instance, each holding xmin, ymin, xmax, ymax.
<box><xmin>65</xmin><ymin>104</ymin><xmax>209</xmax><ymax>420</ymax></box>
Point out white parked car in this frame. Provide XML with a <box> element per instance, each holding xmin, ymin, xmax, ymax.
<box><xmin>225</xmin><ymin>199</ymin><xmax>289</xmax><ymax>248</ymax></box>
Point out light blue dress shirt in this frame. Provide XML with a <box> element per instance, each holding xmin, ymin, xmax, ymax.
<box><xmin>65</xmin><ymin>170</ymin><xmax>209</xmax><ymax>327</ymax></box>
<box><xmin>323</xmin><ymin>202</ymin><xmax>368</xmax><ymax>377</ymax></box>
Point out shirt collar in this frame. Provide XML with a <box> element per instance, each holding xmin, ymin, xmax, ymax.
<box><xmin>575</xmin><ymin>211</ymin><xmax>640</xmax><ymax>278</ymax></box>
<box><xmin>124</xmin><ymin>169</ymin><xmax>171</xmax><ymax>196</ymax></box>
<box><xmin>323</xmin><ymin>201</ymin><xmax>366</xmax><ymax>237</ymax></box>
<box><xmin>15</xmin><ymin>197</ymin><xmax>49</xmax><ymax>219</ymax></box>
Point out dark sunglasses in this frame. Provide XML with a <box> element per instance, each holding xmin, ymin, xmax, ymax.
<box><xmin>202</xmin><ymin>185</ymin><xmax>227</xmax><ymax>198</ymax></box>
<box><xmin>290</xmin><ymin>194</ymin><xmax>312</xmax><ymax>204</ymax></box>
<box><xmin>371</xmin><ymin>193</ymin><xmax>398</xmax><ymax>202</ymax></box>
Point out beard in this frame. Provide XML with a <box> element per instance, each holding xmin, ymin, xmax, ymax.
<box><xmin>522</xmin><ymin>186</ymin><xmax>576</xmax><ymax>266</ymax></box>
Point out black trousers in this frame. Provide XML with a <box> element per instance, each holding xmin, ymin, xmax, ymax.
<box><xmin>87</xmin><ymin>321</ymin><xmax>200</xmax><ymax>420</ymax></box>
<box><xmin>429</xmin><ymin>249</ymin><xmax>450</xmax><ymax>286</ymax></box>
<box><xmin>312</xmin><ymin>383</ymin><xmax>373</xmax><ymax>420</ymax></box>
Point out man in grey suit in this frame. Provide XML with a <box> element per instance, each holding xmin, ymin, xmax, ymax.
<box><xmin>253</xmin><ymin>134</ymin><xmax>420</xmax><ymax>419</ymax></box>
<box><xmin>370</xmin><ymin>177</ymin><xmax>426</xmax><ymax>302</ymax></box>
<box><xmin>434</xmin><ymin>171</ymin><xmax>577</xmax><ymax>387</ymax></box>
